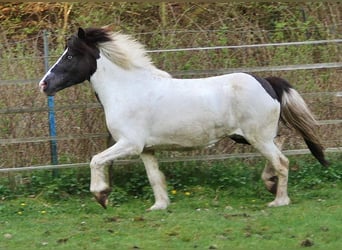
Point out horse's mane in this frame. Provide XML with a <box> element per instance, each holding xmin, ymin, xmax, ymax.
<box><xmin>98</xmin><ymin>31</ymin><xmax>152</xmax><ymax>70</ymax></box>
<box><xmin>83</xmin><ymin>27</ymin><xmax>171</xmax><ymax>78</ymax></box>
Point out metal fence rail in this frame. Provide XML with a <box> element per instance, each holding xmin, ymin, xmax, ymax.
<box><xmin>146</xmin><ymin>39</ymin><xmax>342</xmax><ymax>53</ymax></box>
<box><xmin>172</xmin><ymin>62</ymin><xmax>342</xmax><ymax>77</ymax></box>
<box><xmin>0</xmin><ymin>147</ymin><xmax>341</xmax><ymax>173</ymax></box>
<box><xmin>2</xmin><ymin>62</ymin><xmax>342</xmax><ymax>86</ymax></box>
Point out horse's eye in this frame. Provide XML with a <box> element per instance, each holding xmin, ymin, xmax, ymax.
<box><xmin>67</xmin><ymin>55</ymin><xmax>73</xmax><ymax>60</ymax></box>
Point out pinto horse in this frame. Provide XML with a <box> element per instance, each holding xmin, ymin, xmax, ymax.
<box><xmin>39</xmin><ymin>27</ymin><xmax>328</xmax><ymax>210</ymax></box>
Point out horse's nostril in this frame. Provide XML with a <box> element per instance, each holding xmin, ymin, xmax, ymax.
<box><xmin>39</xmin><ymin>81</ymin><xmax>47</xmax><ymax>92</ymax></box>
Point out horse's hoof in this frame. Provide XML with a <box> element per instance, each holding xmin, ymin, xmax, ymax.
<box><xmin>94</xmin><ymin>189</ymin><xmax>111</xmax><ymax>209</ymax></box>
<box><xmin>267</xmin><ymin>197</ymin><xmax>290</xmax><ymax>207</ymax></box>
<box><xmin>146</xmin><ymin>202</ymin><xmax>169</xmax><ymax>211</ymax></box>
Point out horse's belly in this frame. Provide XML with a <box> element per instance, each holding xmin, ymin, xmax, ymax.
<box><xmin>145</xmin><ymin>93</ymin><xmax>236</xmax><ymax>148</ymax></box>
<box><xmin>146</xmin><ymin>120</ymin><xmax>233</xmax><ymax>149</ymax></box>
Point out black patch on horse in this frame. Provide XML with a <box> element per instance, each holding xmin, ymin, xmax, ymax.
<box><xmin>229</xmin><ymin>134</ymin><xmax>250</xmax><ymax>145</ymax></box>
<box><xmin>264</xmin><ymin>76</ymin><xmax>293</xmax><ymax>103</ymax></box>
<box><xmin>249</xmin><ymin>74</ymin><xmax>278</xmax><ymax>100</ymax></box>
<box><xmin>80</xmin><ymin>27</ymin><xmax>112</xmax><ymax>45</ymax></box>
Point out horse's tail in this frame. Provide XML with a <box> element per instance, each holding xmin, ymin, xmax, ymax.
<box><xmin>265</xmin><ymin>76</ymin><xmax>329</xmax><ymax>167</ymax></box>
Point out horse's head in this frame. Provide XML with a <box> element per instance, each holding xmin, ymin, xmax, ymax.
<box><xmin>39</xmin><ymin>27</ymin><xmax>111</xmax><ymax>96</ymax></box>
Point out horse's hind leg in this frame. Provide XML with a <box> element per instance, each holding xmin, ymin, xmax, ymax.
<box><xmin>261</xmin><ymin>135</ymin><xmax>286</xmax><ymax>195</ymax></box>
<box><xmin>252</xmin><ymin>139</ymin><xmax>290</xmax><ymax>207</ymax></box>
<box><xmin>140</xmin><ymin>152</ymin><xmax>170</xmax><ymax>211</ymax></box>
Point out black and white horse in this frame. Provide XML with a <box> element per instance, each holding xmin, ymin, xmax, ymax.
<box><xmin>39</xmin><ymin>27</ymin><xmax>328</xmax><ymax>210</ymax></box>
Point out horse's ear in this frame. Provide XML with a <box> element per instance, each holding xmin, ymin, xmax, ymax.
<box><xmin>78</xmin><ymin>27</ymin><xmax>86</xmax><ymax>40</ymax></box>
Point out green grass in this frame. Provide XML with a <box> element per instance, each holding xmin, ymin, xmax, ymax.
<box><xmin>1</xmin><ymin>155</ymin><xmax>341</xmax><ymax>249</ymax></box>
<box><xmin>1</xmin><ymin>183</ymin><xmax>341</xmax><ymax>250</ymax></box>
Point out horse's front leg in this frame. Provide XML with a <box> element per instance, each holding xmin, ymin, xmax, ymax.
<box><xmin>140</xmin><ymin>152</ymin><xmax>170</xmax><ymax>211</ymax></box>
<box><xmin>90</xmin><ymin>140</ymin><xmax>143</xmax><ymax>208</ymax></box>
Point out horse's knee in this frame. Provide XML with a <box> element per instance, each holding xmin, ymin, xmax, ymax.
<box><xmin>90</xmin><ymin>153</ymin><xmax>107</xmax><ymax>169</ymax></box>
<box><xmin>90</xmin><ymin>154</ymin><xmax>100</xmax><ymax>168</ymax></box>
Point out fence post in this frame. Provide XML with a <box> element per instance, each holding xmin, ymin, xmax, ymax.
<box><xmin>43</xmin><ymin>30</ymin><xmax>59</xmax><ymax>177</ymax></box>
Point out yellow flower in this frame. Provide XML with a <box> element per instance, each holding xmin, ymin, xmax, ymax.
<box><xmin>20</xmin><ymin>203</ymin><xmax>26</xmax><ymax>206</ymax></box>
<box><xmin>185</xmin><ymin>192</ymin><xmax>191</xmax><ymax>196</ymax></box>
<box><xmin>18</xmin><ymin>211</ymin><xmax>23</xmax><ymax>215</ymax></box>
<box><xmin>41</xmin><ymin>210</ymin><xmax>47</xmax><ymax>214</ymax></box>
<box><xmin>171</xmin><ymin>190</ymin><xmax>177</xmax><ymax>195</ymax></box>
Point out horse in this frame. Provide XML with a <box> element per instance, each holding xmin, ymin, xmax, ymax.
<box><xmin>39</xmin><ymin>27</ymin><xmax>329</xmax><ymax>210</ymax></box>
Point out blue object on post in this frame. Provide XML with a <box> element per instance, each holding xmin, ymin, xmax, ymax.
<box><xmin>43</xmin><ymin>30</ymin><xmax>59</xmax><ymax>176</ymax></box>
<box><xmin>48</xmin><ymin>96</ymin><xmax>58</xmax><ymax>166</ymax></box>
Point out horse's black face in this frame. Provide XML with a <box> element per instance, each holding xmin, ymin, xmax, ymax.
<box><xmin>39</xmin><ymin>28</ymin><xmax>99</xmax><ymax>96</ymax></box>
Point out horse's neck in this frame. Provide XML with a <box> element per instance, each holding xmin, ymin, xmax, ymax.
<box><xmin>91</xmin><ymin>57</ymin><xmax>131</xmax><ymax>95</ymax></box>
<box><xmin>90</xmin><ymin>54</ymin><xmax>170</xmax><ymax>107</ymax></box>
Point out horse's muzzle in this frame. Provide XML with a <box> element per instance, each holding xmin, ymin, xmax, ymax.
<box><xmin>39</xmin><ymin>81</ymin><xmax>56</xmax><ymax>96</ymax></box>
<box><xmin>39</xmin><ymin>81</ymin><xmax>48</xmax><ymax>93</ymax></box>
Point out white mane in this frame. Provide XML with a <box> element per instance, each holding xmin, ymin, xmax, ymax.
<box><xmin>97</xmin><ymin>32</ymin><xmax>171</xmax><ymax>78</ymax></box>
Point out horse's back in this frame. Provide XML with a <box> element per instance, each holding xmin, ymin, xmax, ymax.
<box><xmin>144</xmin><ymin>72</ymin><xmax>280</xmax><ymax>148</ymax></box>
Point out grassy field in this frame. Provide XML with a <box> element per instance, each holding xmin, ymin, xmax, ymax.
<box><xmin>1</xmin><ymin>181</ymin><xmax>341</xmax><ymax>250</ymax></box>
